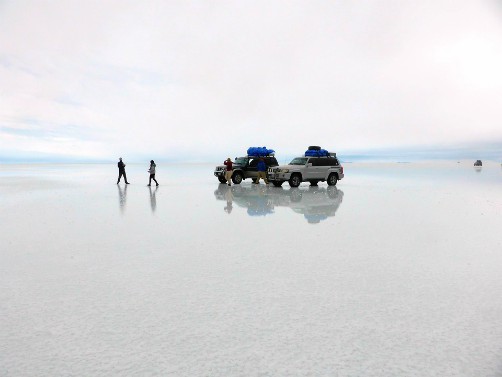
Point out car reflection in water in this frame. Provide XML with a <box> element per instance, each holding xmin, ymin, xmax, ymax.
<box><xmin>214</xmin><ymin>184</ymin><xmax>344</xmax><ymax>224</ymax></box>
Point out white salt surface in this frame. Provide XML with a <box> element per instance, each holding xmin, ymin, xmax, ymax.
<box><xmin>1</xmin><ymin>161</ymin><xmax>502</xmax><ymax>376</ymax></box>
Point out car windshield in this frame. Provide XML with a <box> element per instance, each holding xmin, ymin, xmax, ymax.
<box><xmin>234</xmin><ymin>157</ymin><xmax>248</xmax><ymax>166</ymax></box>
<box><xmin>289</xmin><ymin>157</ymin><xmax>308</xmax><ymax>165</ymax></box>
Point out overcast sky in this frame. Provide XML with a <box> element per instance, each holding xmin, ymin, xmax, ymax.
<box><xmin>1</xmin><ymin>0</ymin><xmax>502</xmax><ymax>162</ymax></box>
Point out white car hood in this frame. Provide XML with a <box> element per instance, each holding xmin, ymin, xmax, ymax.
<box><xmin>274</xmin><ymin>164</ymin><xmax>299</xmax><ymax>170</ymax></box>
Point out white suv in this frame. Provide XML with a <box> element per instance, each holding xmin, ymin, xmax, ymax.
<box><xmin>268</xmin><ymin>153</ymin><xmax>344</xmax><ymax>187</ymax></box>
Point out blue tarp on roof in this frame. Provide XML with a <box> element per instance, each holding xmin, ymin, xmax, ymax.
<box><xmin>247</xmin><ymin>147</ymin><xmax>275</xmax><ymax>157</ymax></box>
<box><xmin>305</xmin><ymin>149</ymin><xmax>329</xmax><ymax>157</ymax></box>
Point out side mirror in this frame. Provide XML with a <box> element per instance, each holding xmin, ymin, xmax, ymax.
<box><xmin>307</xmin><ymin>163</ymin><xmax>312</xmax><ymax>167</ymax></box>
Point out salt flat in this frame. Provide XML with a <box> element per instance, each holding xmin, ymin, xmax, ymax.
<box><xmin>1</xmin><ymin>161</ymin><xmax>501</xmax><ymax>376</ymax></box>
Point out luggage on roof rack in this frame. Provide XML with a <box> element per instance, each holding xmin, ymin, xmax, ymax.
<box><xmin>305</xmin><ymin>148</ymin><xmax>329</xmax><ymax>157</ymax></box>
<box><xmin>247</xmin><ymin>146</ymin><xmax>275</xmax><ymax>157</ymax></box>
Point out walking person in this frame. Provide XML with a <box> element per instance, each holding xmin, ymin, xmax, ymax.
<box><xmin>224</xmin><ymin>158</ymin><xmax>233</xmax><ymax>186</ymax></box>
<box><xmin>117</xmin><ymin>157</ymin><xmax>130</xmax><ymax>184</ymax></box>
<box><xmin>255</xmin><ymin>158</ymin><xmax>268</xmax><ymax>184</ymax></box>
<box><xmin>147</xmin><ymin>160</ymin><xmax>159</xmax><ymax>186</ymax></box>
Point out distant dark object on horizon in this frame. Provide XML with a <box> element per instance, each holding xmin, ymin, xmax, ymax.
<box><xmin>474</xmin><ymin>160</ymin><xmax>482</xmax><ymax>167</ymax></box>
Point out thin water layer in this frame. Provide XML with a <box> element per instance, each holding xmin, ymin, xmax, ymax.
<box><xmin>1</xmin><ymin>162</ymin><xmax>501</xmax><ymax>376</ymax></box>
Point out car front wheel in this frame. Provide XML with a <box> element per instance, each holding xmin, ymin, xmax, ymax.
<box><xmin>218</xmin><ymin>176</ymin><xmax>227</xmax><ymax>183</ymax></box>
<box><xmin>232</xmin><ymin>172</ymin><xmax>243</xmax><ymax>184</ymax></box>
<box><xmin>289</xmin><ymin>174</ymin><xmax>301</xmax><ymax>187</ymax></box>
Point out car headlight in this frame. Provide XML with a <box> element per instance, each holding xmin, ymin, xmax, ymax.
<box><xmin>283</xmin><ymin>169</ymin><xmax>289</xmax><ymax>173</ymax></box>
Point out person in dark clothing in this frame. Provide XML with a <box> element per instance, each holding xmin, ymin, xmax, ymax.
<box><xmin>255</xmin><ymin>158</ymin><xmax>268</xmax><ymax>184</ymax></box>
<box><xmin>117</xmin><ymin>157</ymin><xmax>130</xmax><ymax>184</ymax></box>
<box><xmin>147</xmin><ymin>160</ymin><xmax>159</xmax><ymax>186</ymax></box>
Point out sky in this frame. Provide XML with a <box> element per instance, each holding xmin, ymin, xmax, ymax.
<box><xmin>1</xmin><ymin>0</ymin><xmax>502</xmax><ymax>162</ymax></box>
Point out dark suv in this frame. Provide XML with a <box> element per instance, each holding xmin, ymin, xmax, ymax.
<box><xmin>214</xmin><ymin>155</ymin><xmax>279</xmax><ymax>184</ymax></box>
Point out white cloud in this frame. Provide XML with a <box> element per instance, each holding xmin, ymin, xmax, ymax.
<box><xmin>1</xmin><ymin>0</ymin><xmax>501</xmax><ymax>161</ymax></box>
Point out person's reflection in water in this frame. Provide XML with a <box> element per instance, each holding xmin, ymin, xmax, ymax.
<box><xmin>224</xmin><ymin>186</ymin><xmax>233</xmax><ymax>214</ymax></box>
<box><xmin>149</xmin><ymin>185</ymin><xmax>158</xmax><ymax>213</ymax></box>
<box><xmin>118</xmin><ymin>183</ymin><xmax>128</xmax><ymax>214</ymax></box>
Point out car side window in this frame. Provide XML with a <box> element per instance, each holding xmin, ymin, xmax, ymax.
<box><xmin>311</xmin><ymin>158</ymin><xmax>323</xmax><ymax>167</ymax></box>
<box><xmin>319</xmin><ymin>158</ymin><xmax>333</xmax><ymax>166</ymax></box>
<box><xmin>266</xmin><ymin>158</ymin><xmax>277</xmax><ymax>166</ymax></box>
<box><xmin>327</xmin><ymin>158</ymin><xmax>338</xmax><ymax>166</ymax></box>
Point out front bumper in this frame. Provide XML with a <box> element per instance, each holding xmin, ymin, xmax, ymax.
<box><xmin>214</xmin><ymin>166</ymin><xmax>226</xmax><ymax>177</ymax></box>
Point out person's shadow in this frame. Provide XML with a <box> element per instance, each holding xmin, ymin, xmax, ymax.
<box><xmin>149</xmin><ymin>185</ymin><xmax>158</xmax><ymax>213</ymax></box>
<box><xmin>118</xmin><ymin>184</ymin><xmax>128</xmax><ymax>214</ymax></box>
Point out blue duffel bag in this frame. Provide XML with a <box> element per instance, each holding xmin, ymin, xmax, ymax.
<box><xmin>305</xmin><ymin>149</ymin><xmax>329</xmax><ymax>157</ymax></box>
<box><xmin>247</xmin><ymin>146</ymin><xmax>275</xmax><ymax>156</ymax></box>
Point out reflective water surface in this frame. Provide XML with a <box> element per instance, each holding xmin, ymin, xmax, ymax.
<box><xmin>1</xmin><ymin>162</ymin><xmax>501</xmax><ymax>376</ymax></box>
<box><xmin>214</xmin><ymin>184</ymin><xmax>344</xmax><ymax>223</ymax></box>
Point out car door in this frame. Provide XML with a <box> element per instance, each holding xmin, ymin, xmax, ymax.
<box><xmin>305</xmin><ymin>158</ymin><xmax>324</xmax><ymax>179</ymax></box>
<box><xmin>247</xmin><ymin>158</ymin><xmax>259</xmax><ymax>179</ymax></box>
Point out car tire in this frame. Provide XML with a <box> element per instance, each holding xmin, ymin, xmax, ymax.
<box><xmin>232</xmin><ymin>172</ymin><xmax>243</xmax><ymax>184</ymax></box>
<box><xmin>289</xmin><ymin>174</ymin><xmax>301</xmax><ymax>187</ymax></box>
<box><xmin>272</xmin><ymin>181</ymin><xmax>284</xmax><ymax>187</ymax></box>
<box><xmin>218</xmin><ymin>176</ymin><xmax>227</xmax><ymax>183</ymax></box>
<box><xmin>327</xmin><ymin>173</ymin><xmax>338</xmax><ymax>186</ymax></box>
